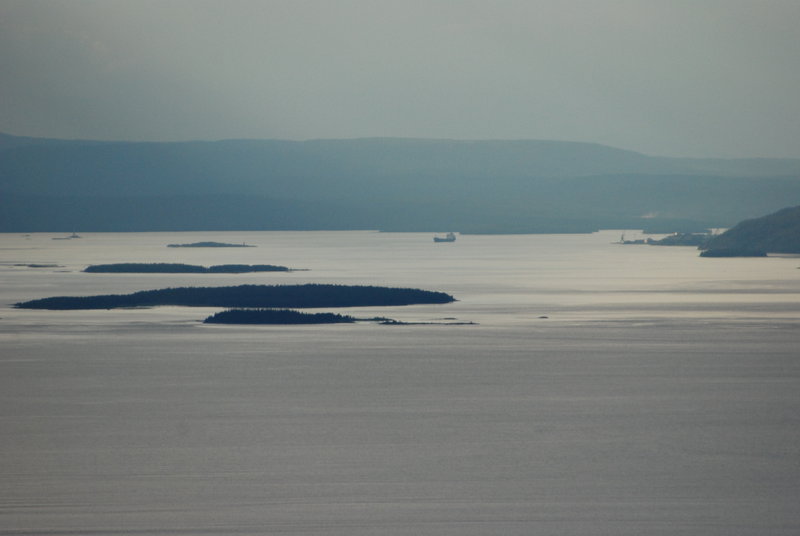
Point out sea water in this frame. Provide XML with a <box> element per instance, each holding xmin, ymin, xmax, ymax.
<box><xmin>1</xmin><ymin>231</ymin><xmax>799</xmax><ymax>535</ymax></box>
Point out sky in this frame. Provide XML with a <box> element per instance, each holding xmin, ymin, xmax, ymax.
<box><xmin>1</xmin><ymin>0</ymin><xmax>799</xmax><ymax>158</ymax></box>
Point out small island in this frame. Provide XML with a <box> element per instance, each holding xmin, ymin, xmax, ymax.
<box><xmin>203</xmin><ymin>309</ymin><xmax>474</xmax><ymax>326</ymax></box>
<box><xmin>204</xmin><ymin>309</ymin><xmax>356</xmax><ymax>324</ymax></box>
<box><xmin>167</xmin><ymin>241</ymin><xmax>255</xmax><ymax>248</ymax></box>
<box><xmin>15</xmin><ymin>284</ymin><xmax>456</xmax><ymax>310</ymax></box>
<box><xmin>84</xmin><ymin>263</ymin><xmax>293</xmax><ymax>273</ymax></box>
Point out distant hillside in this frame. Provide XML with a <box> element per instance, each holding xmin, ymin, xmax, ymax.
<box><xmin>2</xmin><ymin>133</ymin><xmax>800</xmax><ymax>233</ymax></box>
<box><xmin>701</xmin><ymin>206</ymin><xmax>800</xmax><ymax>255</ymax></box>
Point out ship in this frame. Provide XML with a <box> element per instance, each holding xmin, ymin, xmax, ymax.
<box><xmin>52</xmin><ymin>232</ymin><xmax>82</xmax><ymax>240</ymax></box>
<box><xmin>433</xmin><ymin>232</ymin><xmax>456</xmax><ymax>243</ymax></box>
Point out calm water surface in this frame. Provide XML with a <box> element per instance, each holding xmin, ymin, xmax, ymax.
<box><xmin>1</xmin><ymin>231</ymin><xmax>799</xmax><ymax>535</ymax></box>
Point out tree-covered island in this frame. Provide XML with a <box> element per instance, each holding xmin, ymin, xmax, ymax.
<box><xmin>84</xmin><ymin>263</ymin><xmax>293</xmax><ymax>273</ymax></box>
<box><xmin>15</xmin><ymin>284</ymin><xmax>456</xmax><ymax>310</ymax></box>
<box><xmin>202</xmin><ymin>309</ymin><xmax>474</xmax><ymax>325</ymax></box>
<box><xmin>167</xmin><ymin>241</ymin><xmax>254</xmax><ymax>248</ymax></box>
<box><xmin>204</xmin><ymin>309</ymin><xmax>357</xmax><ymax>324</ymax></box>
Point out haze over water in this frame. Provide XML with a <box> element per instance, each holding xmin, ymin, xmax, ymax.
<box><xmin>2</xmin><ymin>230</ymin><xmax>799</xmax><ymax>535</ymax></box>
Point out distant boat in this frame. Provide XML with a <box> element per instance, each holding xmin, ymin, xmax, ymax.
<box><xmin>434</xmin><ymin>232</ymin><xmax>456</xmax><ymax>243</ymax></box>
<box><xmin>52</xmin><ymin>232</ymin><xmax>81</xmax><ymax>240</ymax></box>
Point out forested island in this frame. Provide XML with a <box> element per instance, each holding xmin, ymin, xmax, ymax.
<box><xmin>84</xmin><ymin>263</ymin><xmax>292</xmax><ymax>273</ymax></box>
<box><xmin>15</xmin><ymin>284</ymin><xmax>455</xmax><ymax>310</ymax></box>
<box><xmin>202</xmin><ymin>309</ymin><xmax>474</xmax><ymax>326</ymax></box>
<box><xmin>699</xmin><ymin>248</ymin><xmax>767</xmax><ymax>258</ymax></box>
<box><xmin>167</xmin><ymin>241</ymin><xmax>254</xmax><ymax>248</ymax></box>
<box><xmin>699</xmin><ymin>205</ymin><xmax>800</xmax><ymax>256</ymax></box>
<box><xmin>204</xmin><ymin>309</ymin><xmax>356</xmax><ymax>324</ymax></box>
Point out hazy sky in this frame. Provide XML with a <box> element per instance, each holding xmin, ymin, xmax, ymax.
<box><xmin>1</xmin><ymin>0</ymin><xmax>799</xmax><ymax>157</ymax></box>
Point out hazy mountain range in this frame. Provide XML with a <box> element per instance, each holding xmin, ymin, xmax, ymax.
<box><xmin>2</xmin><ymin>132</ymin><xmax>800</xmax><ymax>233</ymax></box>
